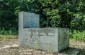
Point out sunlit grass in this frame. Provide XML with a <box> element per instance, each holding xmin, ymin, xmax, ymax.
<box><xmin>0</xmin><ymin>35</ymin><xmax>17</xmax><ymax>41</ymax></box>
<box><xmin>70</xmin><ymin>30</ymin><xmax>85</xmax><ymax>42</ymax></box>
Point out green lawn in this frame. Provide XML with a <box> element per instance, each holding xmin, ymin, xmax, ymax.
<box><xmin>70</xmin><ymin>30</ymin><xmax>85</xmax><ymax>42</ymax></box>
<box><xmin>0</xmin><ymin>35</ymin><xmax>17</xmax><ymax>41</ymax></box>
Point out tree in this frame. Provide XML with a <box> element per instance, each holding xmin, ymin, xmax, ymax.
<box><xmin>0</xmin><ymin>0</ymin><xmax>19</xmax><ymax>30</ymax></box>
<box><xmin>0</xmin><ymin>0</ymin><xmax>85</xmax><ymax>31</ymax></box>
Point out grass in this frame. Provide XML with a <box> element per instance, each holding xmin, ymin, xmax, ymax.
<box><xmin>70</xmin><ymin>30</ymin><xmax>85</xmax><ymax>42</ymax></box>
<box><xmin>0</xmin><ymin>35</ymin><xmax>17</xmax><ymax>41</ymax></box>
<box><xmin>0</xmin><ymin>28</ymin><xmax>18</xmax><ymax>35</ymax></box>
<box><xmin>0</xmin><ymin>28</ymin><xmax>18</xmax><ymax>41</ymax></box>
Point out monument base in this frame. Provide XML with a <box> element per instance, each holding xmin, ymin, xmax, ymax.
<box><xmin>19</xmin><ymin>28</ymin><xmax>69</xmax><ymax>52</ymax></box>
<box><xmin>17</xmin><ymin>47</ymin><xmax>80</xmax><ymax>55</ymax></box>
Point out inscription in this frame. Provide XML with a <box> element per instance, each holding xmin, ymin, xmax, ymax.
<box><xmin>23</xmin><ymin>12</ymin><xmax>39</xmax><ymax>28</ymax></box>
<box><xmin>27</xmin><ymin>29</ymin><xmax>55</xmax><ymax>36</ymax></box>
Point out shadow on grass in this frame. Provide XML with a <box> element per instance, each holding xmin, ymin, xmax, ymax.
<box><xmin>79</xmin><ymin>49</ymin><xmax>85</xmax><ymax>55</ymax></box>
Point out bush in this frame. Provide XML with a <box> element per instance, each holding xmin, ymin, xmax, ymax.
<box><xmin>70</xmin><ymin>30</ymin><xmax>85</xmax><ymax>42</ymax></box>
<box><xmin>0</xmin><ymin>28</ymin><xmax>17</xmax><ymax>35</ymax></box>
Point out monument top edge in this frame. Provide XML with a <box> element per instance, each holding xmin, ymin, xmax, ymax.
<box><xmin>19</xmin><ymin>11</ymin><xmax>39</xmax><ymax>15</ymax></box>
<box><xmin>23</xmin><ymin>27</ymin><xmax>69</xmax><ymax>29</ymax></box>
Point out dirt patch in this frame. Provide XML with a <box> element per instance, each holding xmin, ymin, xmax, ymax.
<box><xmin>0</xmin><ymin>39</ymin><xmax>85</xmax><ymax>55</ymax></box>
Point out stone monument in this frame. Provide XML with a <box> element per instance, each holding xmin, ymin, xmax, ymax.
<box><xmin>19</xmin><ymin>11</ymin><xmax>69</xmax><ymax>52</ymax></box>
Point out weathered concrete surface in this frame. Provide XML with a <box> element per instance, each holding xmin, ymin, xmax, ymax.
<box><xmin>19</xmin><ymin>28</ymin><xmax>69</xmax><ymax>52</ymax></box>
<box><xmin>19</xmin><ymin>11</ymin><xmax>69</xmax><ymax>52</ymax></box>
<box><xmin>19</xmin><ymin>12</ymin><xmax>39</xmax><ymax>28</ymax></box>
<box><xmin>58</xmin><ymin>28</ymin><xmax>69</xmax><ymax>51</ymax></box>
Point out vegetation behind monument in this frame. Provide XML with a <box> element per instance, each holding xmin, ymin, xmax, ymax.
<box><xmin>0</xmin><ymin>0</ymin><xmax>85</xmax><ymax>40</ymax></box>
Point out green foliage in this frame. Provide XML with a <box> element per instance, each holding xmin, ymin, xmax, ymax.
<box><xmin>24</xmin><ymin>0</ymin><xmax>85</xmax><ymax>29</ymax></box>
<box><xmin>70</xmin><ymin>30</ymin><xmax>85</xmax><ymax>42</ymax></box>
<box><xmin>0</xmin><ymin>0</ymin><xmax>19</xmax><ymax>30</ymax></box>
<box><xmin>0</xmin><ymin>0</ymin><xmax>85</xmax><ymax>30</ymax></box>
<box><xmin>0</xmin><ymin>35</ymin><xmax>17</xmax><ymax>41</ymax></box>
<box><xmin>0</xmin><ymin>28</ymin><xmax>17</xmax><ymax>35</ymax></box>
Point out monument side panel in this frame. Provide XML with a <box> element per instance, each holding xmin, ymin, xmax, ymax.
<box><xmin>19</xmin><ymin>12</ymin><xmax>24</xmax><ymax>46</ymax></box>
<box><xmin>19</xmin><ymin>12</ymin><xmax>30</xmax><ymax>47</ymax></box>
<box><xmin>58</xmin><ymin>28</ymin><xmax>69</xmax><ymax>51</ymax></box>
<box><xmin>19</xmin><ymin>12</ymin><xmax>40</xmax><ymax>47</ymax></box>
<box><xmin>39</xmin><ymin>28</ymin><xmax>58</xmax><ymax>52</ymax></box>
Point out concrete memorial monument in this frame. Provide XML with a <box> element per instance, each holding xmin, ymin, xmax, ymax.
<box><xmin>19</xmin><ymin>12</ymin><xmax>69</xmax><ymax>52</ymax></box>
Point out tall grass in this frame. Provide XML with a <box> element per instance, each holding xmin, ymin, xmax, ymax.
<box><xmin>0</xmin><ymin>28</ymin><xmax>18</xmax><ymax>35</ymax></box>
<box><xmin>0</xmin><ymin>28</ymin><xmax>18</xmax><ymax>40</ymax></box>
<box><xmin>70</xmin><ymin>30</ymin><xmax>85</xmax><ymax>42</ymax></box>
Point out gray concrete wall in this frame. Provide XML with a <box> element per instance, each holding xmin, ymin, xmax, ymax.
<box><xmin>58</xmin><ymin>28</ymin><xmax>69</xmax><ymax>51</ymax></box>
<box><xmin>19</xmin><ymin>12</ymin><xmax>40</xmax><ymax>47</ymax></box>
<box><xmin>19</xmin><ymin>28</ymin><xmax>69</xmax><ymax>52</ymax></box>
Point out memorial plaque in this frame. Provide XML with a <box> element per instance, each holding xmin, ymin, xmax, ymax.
<box><xmin>19</xmin><ymin>12</ymin><xmax>39</xmax><ymax>28</ymax></box>
<box><xmin>28</xmin><ymin>13</ymin><xmax>39</xmax><ymax>28</ymax></box>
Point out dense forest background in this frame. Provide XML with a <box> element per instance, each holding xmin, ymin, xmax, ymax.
<box><xmin>0</xmin><ymin>0</ymin><xmax>85</xmax><ymax>32</ymax></box>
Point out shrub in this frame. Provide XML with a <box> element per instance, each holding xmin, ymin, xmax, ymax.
<box><xmin>70</xmin><ymin>30</ymin><xmax>85</xmax><ymax>42</ymax></box>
